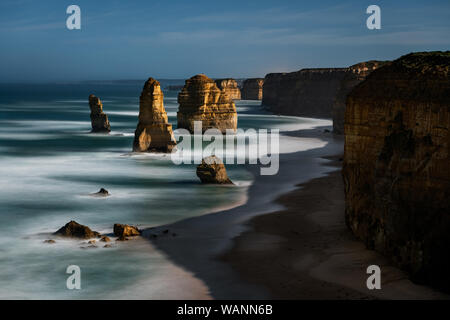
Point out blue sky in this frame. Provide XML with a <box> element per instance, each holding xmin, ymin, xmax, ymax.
<box><xmin>0</xmin><ymin>0</ymin><xmax>449</xmax><ymax>82</ymax></box>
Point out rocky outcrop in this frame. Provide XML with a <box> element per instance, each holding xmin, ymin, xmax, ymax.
<box><xmin>133</xmin><ymin>78</ymin><xmax>177</xmax><ymax>152</ymax></box>
<box><xmin>177</xmin><ymin>74</ymin><xmax>237</xmax><ymax>133</ymax></box>
<box><xmin>261</xmin><ymin>73</ymin><xmax>285</xmax><ymax>107</ymax></box>
<box><xmin>196</xmin><ymin>156</ymin><xmax>233</xmax><ymax>184</ymax></box>
<box><xmin>89</xmin><ymin>94</ymin><xmax>111</xmax><ymax>133</ymax></box>
<box><xmin>343</xmin><ymin>51</ymin><xmax>450</xmax><ymax>292</ymax></box>
<box><xmin>262</xmin><ymin>68</ymin><xmax>348</xmax><ymax>118</ymax></box>
<box><xmin>215</xmin><ymin>78</ymin><xmax>241</xmax><ymax>100</ymax></box>
<box><xmin>241</xmin><ymin>78</ymin><xmax>264</xmax><ymax>100</ymax></box>
<box><xmin>332</xmin><ymin>61</ymin><xmax>387</xmax><ymax>134</ymax></box>
<box><xmin>113</xmin><ymin>224</ymin><xmax>141</xmax><ymax>237</ymax></box>
<box><xmin>90</xmin><ymin>188</ymin><xmax>110</xmax><ymax>197</ymax></box>
<box><xmin>54</xmin><ymin>221</ymin><xmax>100</xmax><ymax>239</ymax></box>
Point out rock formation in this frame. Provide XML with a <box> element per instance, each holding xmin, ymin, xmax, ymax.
<box><xmin>133</xmin><ymin>78</ymin><xmax>177</xmax><ymax>152</ymax></box>
<box><xmin>54</xmin><ymin>221</ymin><xmax>100</xmax><ymax>239</ymax></box>
<box><xmin>241</xmin><ymin>78</ymin><xmax>264</xmax><ymax>100</ymax></box>
<box><xmin>262</xmin><ymin>68</ymin><xmax>348</xmax><ymax>118</ymax></box>
<box><xmin>343</xmin><ymin>51</ymin><xmax>450</xmax><ymax>292</ymax></box>
<box><xmin>332</xmin><ymin>61</ymin><xmax>387</xmax><ymax>134</ymax></box>
<box><xmin>177</xmin><ymin>74</ymin><xmax>237</xmax><ymax>133</ymax></box>
<box><xmin>196</xmin><ymin>155</ymin><xmax>233</xmax><ymax>184</ymax></box>
<box><xmin>215</xmin><ymin>78</ymin><xmax>241</xmax><ymax>100</ymax></box>
<box><xmin>261</xmin><ymin>73</ymin><xmax>285</xmax><ymax>107</ymax></box>
<box><xmin>113</xmin><ymin>223</ymin><xmax>141</xmax><ymax>237</ymax></box>
<box><xmin>89</xmin><ymin>94</ymin><xmax>111</xmax><ymax>133</ymax></box>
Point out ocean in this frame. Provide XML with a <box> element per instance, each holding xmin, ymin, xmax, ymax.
<box><xmin>0</xmin><ymin>81</ymin><xmax>330</xmax><ymax>299</ymax></box>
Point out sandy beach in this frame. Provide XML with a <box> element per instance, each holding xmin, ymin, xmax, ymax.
<box><xmin>142</xmin><ymin>126</ymin><xmax>449</xmax><ymax>300</ymax></box>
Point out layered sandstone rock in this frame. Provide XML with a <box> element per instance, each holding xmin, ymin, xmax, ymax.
<box><xmin>133</xmin><ymin>78</ymin><xmax>177</xmax><ymax>152</ymax></box>
<box><xmin>215</xmin><ymin>78</ymin><xmax>241</xmax><ymax>100</ymax></box>
<box><xmin>54</xmin><ymin>221</ymin><xmax>100</xmax><ymax>239</ymax></box>
<box><xmin>196</xmin><ymin>156</ymin><xmax>233</xmax><ymax>184</ymax></box>
<box><xmin>113</xmin><ymin>224</ymin><xmax>141</xmax><ymax>237</ymax></box>
<box><xmin>177</xmin><ymin>74</ymin><xmax>237</xmax><ymax>133</ymax></box>
<box><xmin>241</xmin><ymin>78</ymin><xmax>264</xmax><ymax>100</ymax></box>
<box><xmin>332</xmin><ymin>61</ymin><xmax>387</xmax><ymax>134</ymax></box>
<box><xmin>89</xmin><ymin>94</ymin><xmax>111</xmax><ymax>132</ymax></box>
<box><xmin>261</xmin><ymin>73</ymin><xmax>285</xmax><ymax>107</ymax></box>
<box><xmin>262</xmin><ymin>68</ymin><xmax>347</xmax><ymax>118</ymax></box>
<box><xmin>343</xmin><ymin>51</ymin><xmax>450</xmax><ymax>292</ymax></box>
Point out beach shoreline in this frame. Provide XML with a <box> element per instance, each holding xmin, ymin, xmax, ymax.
<box><xmin>142</xmin><ymin>125</ymin><xmax>449</xmax><ymax>299</ymax></box>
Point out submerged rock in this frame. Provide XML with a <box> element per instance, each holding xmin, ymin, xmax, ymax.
<box><xmin>113</xmin><ymin>224</ymin><xmax>141</xmax><ymax>237</ymax></box>
<box><xmin>242</xmin><ymin>78</ymin><xmax>264</xmax><ymax>100</ymax></box>
<box><xmin>43</xmin><ymin>239</ymin><xmax>56</xmax><ymax>244</ymax></box>
<box><xmin>215</xmin><ymin>78</ymin><xmax>241</xmax><ymax>100</ymax></box>
<box><xmin>100</xmin><ymin>235</ymin><xmax>111</xmax><ymax>242</ymax></box>
<box><xmin>133</xmin><ymin>78</ymin><xmax>177</xmax><ymax>153</ymax></box>
<box><xmin>89</xmin><ymin>94</ymin><xmax>111</xmax><ymax>133</ymax></box>
<box><xmin>196</xmin><ymin>155</ymin><xmax>233</xmax><ymax>184</ymax></box>
<box><xmin>91</xmin><ymin>188</ymin><xmax>110</xmax><ymax>197</ymax></box>
<box><xmin>343</xmin><ymin>51</ymin><xmax>450</xmax><ymax>292</ymax></box>
<box><xmin>177</xmin><ymin>74</ymin><xmax>237</xmax><ymax>133</ymax></box>
<box><xmin>54</xmin><ymin>220</ymin><xmax>100</xmax><ymax>239</ymax></box>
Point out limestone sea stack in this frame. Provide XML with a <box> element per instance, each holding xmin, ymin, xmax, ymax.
<box><xmin>343</xmin><ymin>51</ymin><xmax>450</xmax><ymax>292</ymax></box>
<box><xmin>177</xmin><ymin>74</ymin><xmax>237</xmax><ymax>133</ymax></box>
<box><xmin>196</xmin><ymin>155</ymin><xmax>233</xmax><ymax>184</ymax></box>
<box><xmin>133</xmin><ymin>78</ymin><xmax>177</xmax><ymax>152</ymax></box>
<box><xmin>241</xmin><ymin>78</ymin><xmax>264</xmax><ymax>100</ymax></box>
<box><xmin>332</xmin><ymin>61</ymin><xmax>387</xmax><ymax>134</ymax></box>
<box><xmin>215</xmin><ymin>78</ymin><xmax>241</xmax><ymax>100</ymax></box>
<box><xmin>89</xmin><ymin>94</ymin><xmax>111</xmax><ymax>133</ymax></box>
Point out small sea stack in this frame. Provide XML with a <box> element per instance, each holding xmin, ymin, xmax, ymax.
<box><xmin>177</xmin><ymin>74</ymin><xmax>237</xmax><ymax>133</ymax></box>
<box><xmin>241</xmin><ymin>78</ymin><xmax>264</xmax><ymax>100</ymax></box>
<box><xmin>54</xmin><ymin>220</ymin><xmax>100</xmax><ymax>239</ymax></box>
<box><xmin>196</xmin><ymin>155</ymin><xmax>233</xmax><ymax>184</ymax></box>
<box><xmin>133</xmin><ymin>78</ymin><xmax>177</xmax><ymax>152</ymax></box>
<box><xmin>343</xmin><ymin>51</ymin><xmax>450</xmax><ymax>292</ymax></box>
<box><xmin>215</xmin><ymin>78</ymin><xmax>241</xmax><ymax>100</ymax></box>
<box><xmin>89</xmin><ymin>94</ymin><xmax>111</xmax><ymax>133</ymax></box>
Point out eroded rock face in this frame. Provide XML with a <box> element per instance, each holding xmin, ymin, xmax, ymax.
<box><xmin>262</xmin><ymin>68</ymin><xmax>347</xmax><ymax>118</ymax></box>
<box><xmin>332</xmin><ymin>61</ymin><xmax>387</xmax><ymax>134</ymax></box>
<box><xmin>242</xmin><ymin>78</ymin><xmax>264</xmax><ymax>100</ymax></box>
<box><xmin>89</xmin><ymin>94</ymin><xmax>111</xmax><ymax>133</ymax></box>
<box><xmin>133</xmin><ymin>78</ymin><xmax>177</xmax><ymax>152</ymax></box>
<box><xmin>177</xmin><ymin>74</ymin><xmax>237</xmax><ymax>133</ymax></box>
<box><xmin>113</xmin><ymin>224</ymin><xmax>141</xmax><ymax>237</ymax></box>
<box><xmin>196</xmin><ymin>155</ymin><xmax>233</xmax><ymax>184</ymax></box>
<box><xmin>343</xmin><ymin>51</ymin><xmax>450</xmax><ymax>292</ymax></box>
<box><xmin>54</xmin><ymin>221</ymin><xmax>100</xmax><ymax>239</ymax></box>
<box><xmin>261</xmin><ymin>73</ymin><xmax>285</xmax><ymax>107</ymax></box>
<box><xmin>215</xmin><ymin>78</ymin><xmax>241</xmax><ymax>100</ymax></box>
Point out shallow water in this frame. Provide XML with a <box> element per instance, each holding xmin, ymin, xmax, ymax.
<box><xmin>0</xmin><ymin>81</ymin><xmax>330</xmax><ymax>299</ymax></box>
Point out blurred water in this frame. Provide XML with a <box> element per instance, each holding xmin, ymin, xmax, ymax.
<box><xmin>0</xmin><ymin>81</ymin><xmax>329</xmax><ymax>299</ymax></box>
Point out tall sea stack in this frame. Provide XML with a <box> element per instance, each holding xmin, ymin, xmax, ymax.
<box><xmin>332</xmin><ymin>61</ymin><xmax>387</xmax><ymax>134</ymax></box>
<box><xmin>215</xmin><ymin>78</ymin><xmax>241</xmax><ymax>100</ymax></box>
<box><xmin>133</xmin><ymin>78</ymin><xmax>177</xmax><ymax>152</ymax></box>
<box><xmin>89</xmin><ymin>94</ymin><xmax>111</xmax><ymax>133</ymax></box>
<box><xmin>177</xmin><ymin>74</ymin><xmax>237</xmax><ymax>133</ymax></box>
<box><xmin>241</xmin><ymin>78</ymin><xmax>264</xmax><ymax>100</ymax></box>
<box><xmin>343</xmin><ymin>51</ymin><xmax>450</xmax><ymax>292</ymax></box>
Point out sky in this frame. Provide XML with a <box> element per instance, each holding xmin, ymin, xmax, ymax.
<box><xmin>0</xmin><ymin>0</ymin><xmax>449</xmax><ymax>82</ymax></box>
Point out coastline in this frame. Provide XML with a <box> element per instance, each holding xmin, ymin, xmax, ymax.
<box><xmin>142</xmin><ymin>125</ymin><xmax>449</xmax><ymax>299</ymax></box>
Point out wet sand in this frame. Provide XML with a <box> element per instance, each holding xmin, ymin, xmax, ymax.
<box><xmin>142</xmin><ymin>127</ymin><xmax>448</xmax><ymax>299</ymax></box>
